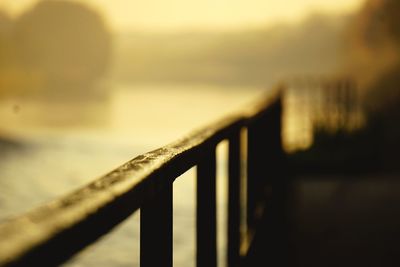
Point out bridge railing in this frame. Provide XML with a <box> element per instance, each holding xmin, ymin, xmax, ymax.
<box><xmin>0</xmin><ymin>87</ymin><xmax>284</xmax><ymax>267</ymax></box>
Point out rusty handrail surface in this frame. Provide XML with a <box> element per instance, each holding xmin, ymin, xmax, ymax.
<box><xmin>0</xmin><ymin>87</ymin><xmax>282</xmax><ymax>266</ymax></box>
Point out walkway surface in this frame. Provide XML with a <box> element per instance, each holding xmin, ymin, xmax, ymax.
<box><xmin>245</xmin><ymin>173</ymin><xmax>400</xmax><ymax>267</ymax></box>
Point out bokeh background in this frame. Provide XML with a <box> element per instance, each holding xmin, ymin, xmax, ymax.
<box><xmin>1</xmin><ymin>0</ymin><xmax>399</xmax><ymax>266</ymax></box>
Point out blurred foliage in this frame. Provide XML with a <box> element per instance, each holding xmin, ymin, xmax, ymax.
<box><xmin>295</xmin><ymin>0</ymin><xmax>400</xmax><ymax>173</ymax></box>
<box><xmin>0</xmin><ymin>12</ymin><xmax>13</xmax><ymax>68</ymax></box>
<box><xmin>0</xmin><ymin>1</ymin><xmax>111</xmax><ymax>97</ymax></box>
<box><xmin>345</xmin><ymin>0</ymin><xmax>400</xmax><ymax>89</ymax></box>
<box><xmin>111</xmin><ymin>14</ymin><xmax>348</xmax><ymax>86</ymax></box>
<box><xmin>360</xmin><ymin>0</ymin><xmax>400</xmax><ymax>167</ymax></box>
<box><xmin>347</xmin><ymin>0</ymin><xmax>400</xmax><ymax>93</ymax></box>
<box><xmin>14</xmin><ymin>1</ymin><xmax>111</xmax><ymax>85</ymax></box>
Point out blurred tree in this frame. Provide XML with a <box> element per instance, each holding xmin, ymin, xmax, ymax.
<box><xmin>0</xmin><ymin>11</ymin><xmax>18</xmax><ymax>96</ymax></box>
<box><xmin>14</xmin><ymin>0</ymin><xmax>111</xmax><ymax>85</ymax></box>
<box><xmin>345</xmin><ymin>0</ymin><xmax>399</xmax><ymax>90</ymax></box>
<box><xmin>378</xmin><ymin>0</ymin><xmax>400</xmax><ymax>43</ymax></box>
<box><xmin>350</xmin><ymin>0</ymin><xmax>400</xmax><ymax>169</ymax></box>
<box><xmin>0</xmin><ymin>11</ymin><xmax>13</xmax><ymax>68</ymax></box>
<box><xmin>355</xmin><ymin>0</ymin><xmax>400</xmax><ymax>109</ymax></box>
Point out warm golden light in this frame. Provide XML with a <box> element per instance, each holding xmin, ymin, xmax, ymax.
<box><xmin>2</xmin><ymin>0</ymin><xmax>364</xmax><ymax>32</ymax></box>
<box><xmin>7</xmin><ymin>1</ymin><xmax>400</xmax><ymax>266</ymax></box>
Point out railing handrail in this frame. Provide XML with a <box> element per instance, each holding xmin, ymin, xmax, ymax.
<box><xmin>0</xmin><ymin>87</ymin><xmax>283</xmax><ymax>267</ymax></box>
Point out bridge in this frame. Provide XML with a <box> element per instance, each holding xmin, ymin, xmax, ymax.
<box><xmin>0</xmin><ymin>81</ymin><xmax>399</xmax><ymax>267</ymax></box>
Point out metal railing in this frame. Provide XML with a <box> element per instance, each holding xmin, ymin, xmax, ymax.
<box><xmin>0</xmin><ymin>87</ymin><xmax>285</xmax><ymax>267</ymax></box>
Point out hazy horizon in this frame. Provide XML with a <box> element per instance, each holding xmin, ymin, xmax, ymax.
<box><xmin>109</xmin><ymin>12</ymin><xmax>350</xmax><ymax>86</ymax></box>
<box><xmin>1</xmin><ymin>0</ymin><xmax>364</xmax><ymax>33</ymax></box>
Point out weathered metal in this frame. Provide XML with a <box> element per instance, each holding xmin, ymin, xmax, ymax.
<box><xmin>0</xmin><ymin>88</ymin><xmax>282</xmax><ymax>267</ymax></box>
<box><xmin>141</xmin><ymin>182</ymin><xmax>173</xmax><ymax>267</ymax></box>
<box><xmin>227</xmin><ymin>131</ymin><xmax>241</xmax><ymax>266</ymax></box>
<box><xmin>196</xmin><ymin>149</ymin><xmax>217</xmax><ymax>267</ymax></box>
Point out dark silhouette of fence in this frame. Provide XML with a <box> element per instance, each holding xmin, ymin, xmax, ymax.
<box><xmin>1</xmin><ymin>79</ymin><xmax>399</xmax><ymax>267</ymax></box>
<box><xmin>0</xmin><ymin>87</ymin><xmax>285</xmax><ymax>267</ymax></box>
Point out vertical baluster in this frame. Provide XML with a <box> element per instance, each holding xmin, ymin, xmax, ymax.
<box><xmin>246</xmin><ymin>97</ymin><xmax>290</xmax><ymax>265</ymax></box>
<box><xmin>228</xmin><ymin>131</ymin><xmax>241</xmax><ymax>267</ymax></box>
<box><xmin>246</xmin><ymin>123</ymin><xmax>255</xmax><ymax>233</ymax></box>
<box><xmin>246</xmin><ymin>118</ymin><xmax>266</xmax><ymax>232</ymax></box>
<box><xmin>197</xmin><ymin>149</ymin><xmax>217</xmax><ymax>267</ymax></box>
<box><xmin>247</xmin><ymin>98</ymin><xmax>283</xmax><ymax>233</ymax></box>
<box><xmin>140</xmin><ymin>182</ymin><xmax>173</xmax><ymax>267</ymax></box>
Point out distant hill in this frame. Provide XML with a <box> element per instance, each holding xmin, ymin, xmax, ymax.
<box><xmin>110</xmin><ymin>14</ymin><xmax>351</xmax><ymax>86</ymax></box>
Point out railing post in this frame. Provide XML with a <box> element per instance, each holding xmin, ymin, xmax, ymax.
<box><xmin>245</xmin><ymin>96</ymin><xmax>290</xmax><ymax>265</ymax></box>
<box><xmin>196</xmin><ymin>148</ymin><xmax>217</xmax><ymax>267</ymax></box>
<box><xmin>140</xmin><ymin>182</ymin><xmax>173</xmax><ymax>267</ymax></box>
<box><xmin>228</xmin><ymin>131</ymin><xmax>241</xmax><ymax>267</ymax></box>
<box><xmin>247</xmin><ymin>96</ymin><xmax>285</xmax><ymax>230</ymax></box>
<box><xmin>247</xmin><ymin>116</ymin><xmax>268</xmax><ymax>232</ymax></box>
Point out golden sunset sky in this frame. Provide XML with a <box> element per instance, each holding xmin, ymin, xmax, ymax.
<box><xmin>1</xmin><ymin>0</ymin><xmax>365</xmax><ymax>31</ymax></box>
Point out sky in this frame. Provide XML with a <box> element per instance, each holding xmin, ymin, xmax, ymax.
<box><xmin>1</xmin><ymin>0</ymin><xmax>365</xmax><ymax>32</ymax></box>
